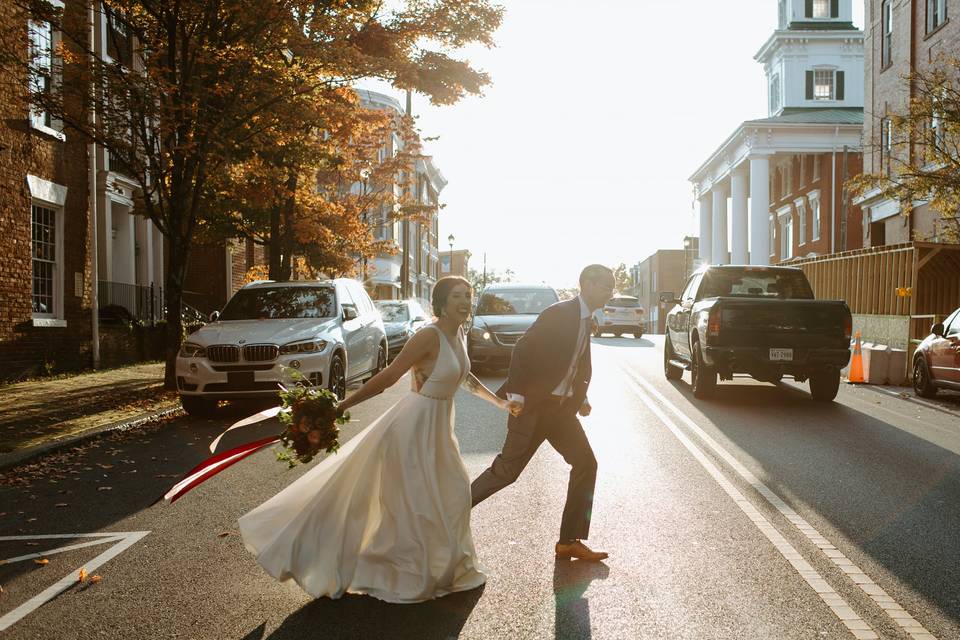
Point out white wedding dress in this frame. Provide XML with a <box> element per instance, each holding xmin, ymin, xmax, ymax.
<box><xmin>238</xmin><ymin>324</ymin><xmax>486</xmax><ymax>603</ymax></box>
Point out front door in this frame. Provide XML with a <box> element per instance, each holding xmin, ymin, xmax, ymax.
<box><xmin>338</xmin><ymin>285</ymin><xmax>365</xmax><ymax>380</ymax></box>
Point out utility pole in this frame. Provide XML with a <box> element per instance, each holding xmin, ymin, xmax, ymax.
<box><xmin>482</xmin><ymin>252</ymin><xmax>487</xmax><ymax>289</ymax></box>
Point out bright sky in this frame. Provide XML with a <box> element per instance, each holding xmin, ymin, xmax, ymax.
<box><xmin>365</xmin><ymin>0</ymin><xmax>863</xmax><ymax>289</ymax></box>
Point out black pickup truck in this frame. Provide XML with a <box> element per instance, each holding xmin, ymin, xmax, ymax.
<box><xmin>662</xmin><ymin>265</ymin><xmax>852</xmax><ymax>401</ymax></box>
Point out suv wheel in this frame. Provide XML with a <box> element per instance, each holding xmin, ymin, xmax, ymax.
<box><xmin>664</xmin><ymin>335</ymin><xmax>683</xmax><ymax>381</ymax></box>
<box><xmin>329</xmin><ymin>353</ymin><xmax>346</xmax><ymax>400</ymax></box>
<box><xmin>181</xmin><ymin>395</ymin><xmax>217</xmax><ymax>417</ymax></box>
<box><xmin>690</xmin><ymin>340</ymin><xmax>716</xmax><ymax>399</ymax></box>
<box><xmin>913</xmin><ymin>356</ymin><xmax>938</xmax><ymax>398</ymax></box>
<box><xmin>809</xmin><ymin>368</ymin><xmax>840</xmax><ymax>402</ymax></box>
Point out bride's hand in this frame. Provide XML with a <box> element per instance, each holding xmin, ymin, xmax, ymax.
<box><xmin>504</xmin><ymin>399</ymin><xmax>524</xmax><ymax>417</ymax></box>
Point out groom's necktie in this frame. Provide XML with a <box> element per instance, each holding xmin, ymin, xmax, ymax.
<box><xmin>554</xmin><ymin>313</ymin><xmax>589</xmax><ymax>398</ymax></box>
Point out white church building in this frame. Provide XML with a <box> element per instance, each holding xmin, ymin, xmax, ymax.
<box><xmin>690</xmin><ymin>0</ymin><xmax>865</xmax><ymax>266</ymax></box>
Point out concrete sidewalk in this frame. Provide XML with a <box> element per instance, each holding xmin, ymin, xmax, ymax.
<box><xmin>0</xmin><ymin>362</ymin><xmax>181</xmax><ymax>469</ymax></box>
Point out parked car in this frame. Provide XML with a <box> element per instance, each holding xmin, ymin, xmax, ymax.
<box><xmin>912</xmin><ymin>306</ymin><xmax>960</xmax><ymax>397</ymax></box>
<box><xmin>468</xmin><ymin>283</ymin><xmax>560</xmax><ymax>371</ymax></box>
<box><xmin>176</xmin><ymin>279</ymin><xmax>387</xmax><ymax>416</ymax></box>
<box><xmin>662</xmin><ymin>265</ymin><xmax>852</xmax><ymax>401</ymax></box>
<box><xmin>592</xmin><ymin>295</ymin><xmax>644</xmax><ymax>338</ymax></box>
<box><xmin>375</xmin><ymin>299</ymin><xmax>430</xmax><ymax>361</ymax></box>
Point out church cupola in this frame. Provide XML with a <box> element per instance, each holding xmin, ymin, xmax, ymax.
<box><xmin>760</xmin><ymin>0</ymin><xmax>862</xmax><ymax>116</ymax></box>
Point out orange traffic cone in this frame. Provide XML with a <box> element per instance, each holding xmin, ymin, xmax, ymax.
<box><xmin>847</xmin><ymin>330</ymin><xmax>864</xmax><ymax>384</ymax></box>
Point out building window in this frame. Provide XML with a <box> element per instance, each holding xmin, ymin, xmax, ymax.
<box><xmin>811</xmin><ymin>0</ymin><xmax>831</xmax><ymax>18</ymax></box>
<box><xmin>931</xmin><ymin>88</ymin><xmax>946</xmax><ymax>152</ymax></box>
<box><xmin>927</xmin><ymin>0</ymin><xmax>948</xmax><ymax>33</ymax></box>
<box><xmin>778</xmin><ymin>0</ymin><xmax>787</xmax><ymax>28</ymax></box>
<box><xmin>28</xmin><ymin>19</ymin><xmax>57</xmax><ymax>132</ymax></box>
<box><xmin>769</xmin><ymin>216</ymin><xmax>776</xmax><ymax>256</ymax></box>
<box><xmin>769</xmin><ymin>74</ymin><xmax>781</xmax><ymax>113</ymax></box>
<box><xmin>811</xmin><ymin>198</ymin><xmax>822</xmax><ymax>240</ymax></box>
<box><xmin>32</xmin><ymin>203</ymin><xmax>60</xmax><ymax>318</ymax></box>
<box><xmin>881</xmin><ymin>0</ymin><xmax>893</xmax><ymax>69</ymax></box>
<box><xmin>105</xmin><ymin>4</ymin><xmax>133</xmax><ymax>68</ymax></box>
<box><xmin>881</xmin><ymin>117</ymin><xmax>893</xmax><ymax>174</ymax></box>
<box><xmin>797</xmin><ymin>200</ymin><xmax>807</xmax><ymax>245</ymax></box>
<box><xmin>781</xmin><ymin>214</ymin><xmax>793</xmax><ymax>259</ymax></box>
<box><xmin>814</xmin><ymin>69</ymin><xmax>834</xmax><ymax>100</ymax></box>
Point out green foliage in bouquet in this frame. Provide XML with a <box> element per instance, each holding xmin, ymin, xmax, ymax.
<box><xmin>276</xmin><ymin>370</ymin><xmax>350</xmax><ymax>468</ymax></box>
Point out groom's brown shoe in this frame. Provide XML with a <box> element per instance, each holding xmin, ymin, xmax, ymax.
<box><xmin>555</xmin><ymin>540</ymin><xmax>608</xmax><ymax>562</ymax></box>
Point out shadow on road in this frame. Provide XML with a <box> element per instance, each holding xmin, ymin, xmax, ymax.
<box><xmin>591</xmin><ymin>337</ymin><xmax>654</xmax><ymax>348</ymax></box>
<box><xmin>663</xmin><ymin>378</ymin><xmax>960</xmax><ymax>630</ymax></box>
<box><xmin>259</xmin><ymin>584</ymin><xmax>484</xmax><ymax>640</ymax></box>
<box><xmin>553</xmin><ymin>560</ymin><xmax>609</xmax><ymax>640</ymax></box>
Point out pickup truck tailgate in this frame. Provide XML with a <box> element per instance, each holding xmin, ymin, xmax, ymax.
<box><xmin>717</xmin><ymin>299</ymin><xmax>850</xmax><ymax>348</ymax></box>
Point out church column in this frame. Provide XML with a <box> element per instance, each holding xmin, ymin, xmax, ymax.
<box><xmin>711</xmin><ymin>185</ymin><xmax>729</xmax><ymax>265</ymax></box>
<box><xmin>749</xmin><ymin>155</ymin><xmax>771</xmax><ymax>265</ymax></box>
<box><xmin>698</xmin><ymin>192</ymin><xmax>712</xmax><ymax>264</ymax></box>
<box><xmin>730</xmin><ymin>167</ymin><xmax>749</xmax><ymax>264</ymax></box>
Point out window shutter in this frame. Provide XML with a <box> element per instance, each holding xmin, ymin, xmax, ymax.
<box><xmin>836</xmin><ymin>71</ymin><xmax>845</xmax><ymax>100</ymax></box>
<box><xmin>806</xmin><ymin>71</ymin><xmax>814</xmax><ymax>100</ymax></box>
<box><xmin>831</xmin><ymin>0</ymin><xmax>839</xmax><ymax>18</ymax></box>
<box><xmin>805</xmin><ymin>0</ymin><xmax>814</xmax><ymax>18</ymax></box>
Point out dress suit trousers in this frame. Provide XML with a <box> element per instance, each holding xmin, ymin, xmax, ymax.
<box><xmin>471</xmin><ymin>395</ymin><xmax>597</xmax><ymax>542</ymax></box>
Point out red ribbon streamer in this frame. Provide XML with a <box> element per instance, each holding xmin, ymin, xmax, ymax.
<box><xmin>160</xmin><ymin>436</ymin><xmax>280</xmax><ymax>504</ymax></box>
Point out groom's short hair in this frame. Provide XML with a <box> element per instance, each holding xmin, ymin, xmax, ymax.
<box><xmin>579</xmin><ymin>264</ymin><xmax>613</xmax><ymax>288</ymax></box>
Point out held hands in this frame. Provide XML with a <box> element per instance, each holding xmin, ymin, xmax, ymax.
<box><xmin>502</xmin><ymin>399</ymin><xmax>524</xmax><ymax>417</ymax></box>
<box><xmin>578</xmin><ymin>400</ymin><xmax>592</xmax><ymax>417</ymax></box>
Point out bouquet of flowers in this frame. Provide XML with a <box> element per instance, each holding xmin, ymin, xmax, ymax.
<box><xmin>275</xmin><ymin>383</ymin><xmax>349</xmax><ymax>468</ymax></box>
<box><xmin>160</xmin><ymin>369</ymin><xmax>349</xmax><ymax>503</ymax></box>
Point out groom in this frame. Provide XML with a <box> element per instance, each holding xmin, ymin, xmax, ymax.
<box><xmin>471</xmin><ymin>264</ymin><xmax>615</xmax><ymax>562</ymax></box>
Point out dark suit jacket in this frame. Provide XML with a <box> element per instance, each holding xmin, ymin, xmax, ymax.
<box><xmin>496</xmin><ymin>298</ymin><xmax>592</xmax><ymax>414</ymax></box>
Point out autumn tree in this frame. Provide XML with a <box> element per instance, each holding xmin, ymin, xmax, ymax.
<box><xmin>613</xmin><ymin>263</ymin><xmax>632</xmax><ymax>294</ymax></box>
<box><xmin>2</xmin><ymin>0</ymin><xmax>502</xmax><ymax>388</ymax></box>
<box><xmin>847</xmin><ymin>56</ymin><xmax>960</xmax><ymax>243</ymax></box>
<box><xmin>467</xmin><ymin>266</ymin><xmax>514</xmax><ymax>291</ymax></box>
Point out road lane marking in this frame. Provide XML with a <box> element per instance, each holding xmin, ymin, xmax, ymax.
<box><xmin>625</xmin><ymin>370</ymin><xmax>939</xmax><ymax>640</ymax></box>
<box><xmin>0</xmin><ymin>531</ymin><xmax>150</xmax><ymax>632</ymax></box>
<box><xmin>622</xmin><ymin>376</ymin><xmax>878</xmax><ymax>639</ymax></box>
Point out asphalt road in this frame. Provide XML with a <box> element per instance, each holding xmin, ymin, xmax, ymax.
<box><xmin>1</xmin><ymin>336</ymin><xmax>959</xmax><ymax>639</ymax></box>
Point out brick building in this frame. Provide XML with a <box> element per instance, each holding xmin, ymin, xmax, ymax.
<box><xmin>855</xmin><ymin>0</ymin><xmax>960</xmax><ymax>244</ymax></box>
<box><xmin>631</xmin><ymin>237</ymin><xmax>699</xmax><ymax>334</ymax></box>
<box><xmin>0</xmin><ymin>1</ymin><xmax>95</xmax><ymax>379</ymax></box>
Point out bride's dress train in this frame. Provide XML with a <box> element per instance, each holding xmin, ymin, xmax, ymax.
<box><xmin>238</xmin><ymin>324</ymin><xmax>485</xmax><ymax>603</ymax></box>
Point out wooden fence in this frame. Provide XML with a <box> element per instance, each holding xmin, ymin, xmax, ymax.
<box><xmin>788</xmin><ymin>242</ymin><xmax>960</xmax><ymax>317</ymax></box>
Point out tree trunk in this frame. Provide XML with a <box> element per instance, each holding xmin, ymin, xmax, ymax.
<box><xmin>277</xmin><ymin>170</ymin><xmax>298</xmax><ymax>281</ymax></box>
<box><xmin>268</xmin><ymin>201</ymin><xmax>282</xmax><ymax>280</ymax></box>
<box><xmin>163</xmin><ymin>233</ymin><xmax>189</xmax><ymax>390</ymax></box>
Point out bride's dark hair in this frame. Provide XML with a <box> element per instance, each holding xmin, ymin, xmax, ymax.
<box><xmin>432</xmin><ymin>276</ymin><xmax>472</xmax><ymax>317</ymax></box>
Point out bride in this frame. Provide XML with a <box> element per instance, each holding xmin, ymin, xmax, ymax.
<box><xmin>238</xmin><ymin>276</ymin><xmax>518</xmax><ymax>603</ymax></box>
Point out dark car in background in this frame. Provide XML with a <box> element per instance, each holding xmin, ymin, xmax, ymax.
<box><xmin>663</xmin><ymin>265</ymin><xmax>852</xmax><ymax>401</ymax></box>
<box><xmin>375</xmin><ymin>299</ymin><xmax>430</xmax><ymax>361</ymax></box>
<box><xmin>912</xmin><ymin>306</ymin><xmax>960</xmax><ymax>398</ymax></box>
<box><xmin>468</xmin><ymin>283</ymin><xmax>560</xmax><ymax>372</ymax></box>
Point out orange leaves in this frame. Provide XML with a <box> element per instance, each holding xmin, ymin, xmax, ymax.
<box><xmin>34</xmin><ymin>558</ymin><xmax>49</xmax><ymax>566</ymax></box>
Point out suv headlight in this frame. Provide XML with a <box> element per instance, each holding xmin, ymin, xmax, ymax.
<box><xmin>179</xmin><ymin>342</ymin><xmax>206</xmax><ymax>358</ymax></box>
<box><xmin>470</xmin><ymin>325</ymin><xmax>492</xmax><ymax>341</ymax></box>
<box><xmin>279</xmin><ymin>339</ymin><xmax>328</xmax><ymax>355</ymax></box>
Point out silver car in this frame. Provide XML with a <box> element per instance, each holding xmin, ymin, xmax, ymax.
<box><xmin>375</xmin><ymin>299</ymin><xmax>430</xmax><ymax>361</ymax></box>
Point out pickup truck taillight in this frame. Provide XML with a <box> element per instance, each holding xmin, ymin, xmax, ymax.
<box><xmin>708</xmin><ymin>307</ymin><xmax>721</xmax><ymax>338</ymax></box>
<box><xmin>844</xmin><ymin>315</ymin><xmax>852</xmax><ymax>339</ymax></box>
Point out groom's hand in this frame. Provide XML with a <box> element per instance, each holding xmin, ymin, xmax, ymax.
<box><xmin>578</xmin><ymin>400</ymin><xmax>592</xmax><ymax>417</ymax></box>
<box><xmin>506</xmin><ymin>400</ymin><xmax>524</xmax><ymax>417</ymax></box>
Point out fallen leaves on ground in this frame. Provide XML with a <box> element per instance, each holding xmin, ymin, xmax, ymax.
<box><xmin>78</xmin><ymin>568</ymin><xmax>87</xmax><ymax>582</ymax></box>
<box><xmin>34</xmin><ymin>558</ymin><xmax>49</xmax><ymax>565</ymax></box>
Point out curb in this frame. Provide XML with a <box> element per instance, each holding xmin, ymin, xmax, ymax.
<box><xmin>0</xmin><ymin>403</ymin><xmax>183</xmax><ymax>472</ymax></box>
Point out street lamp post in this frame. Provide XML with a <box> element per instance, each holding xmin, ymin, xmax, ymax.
<box><xmin>447</xmin><ymin>234</ymin><xmax>455</xmax><ymax>275</ymax></box>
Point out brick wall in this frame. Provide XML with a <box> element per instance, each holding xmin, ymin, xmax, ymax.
<box><xmin>0</xmin><ymin>1</ymin><xmax>94</xmax><ymax>381</ymax></box>
<box><xmin>863</xmin><ymin>0</ymin><xmax>960</xmax><ymax>241</ymax></box>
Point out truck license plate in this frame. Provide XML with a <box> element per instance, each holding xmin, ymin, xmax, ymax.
<box><xmin>769</xmin><ymin>348</ymin><xmax>793</xmax><ymax>361</ymax></box>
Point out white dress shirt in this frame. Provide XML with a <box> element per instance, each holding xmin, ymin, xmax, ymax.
<box><xmin>509</xmin><ymin>296</ymin><xmax>591</xmax><ymax>407</ymax></box>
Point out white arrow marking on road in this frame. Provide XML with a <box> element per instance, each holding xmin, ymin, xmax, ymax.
<box><xmin>0</xmin><ymin>531</ymin><xmax>150</xmax><ymax>632</ymax></box>
<box><xmin>626</xmin><ymin>369</ymin><xmax>939</xmax><ymax>640</ymax></box>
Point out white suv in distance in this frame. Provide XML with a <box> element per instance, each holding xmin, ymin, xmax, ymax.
<box><xmin>176</xmin><ymin>279</ymin><xmax>387</xmax><ymax>416</ymax></box>
<box><xmin>592</xmin><ymin>295</ymin><xmax>645</xmax><ymax>338</ymax></box>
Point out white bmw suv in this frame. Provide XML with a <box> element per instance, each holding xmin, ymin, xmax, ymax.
<box><xmin>176</xmin><ymin>279</ymin><xmax>387</xmax><ymax>416</ymax></box>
